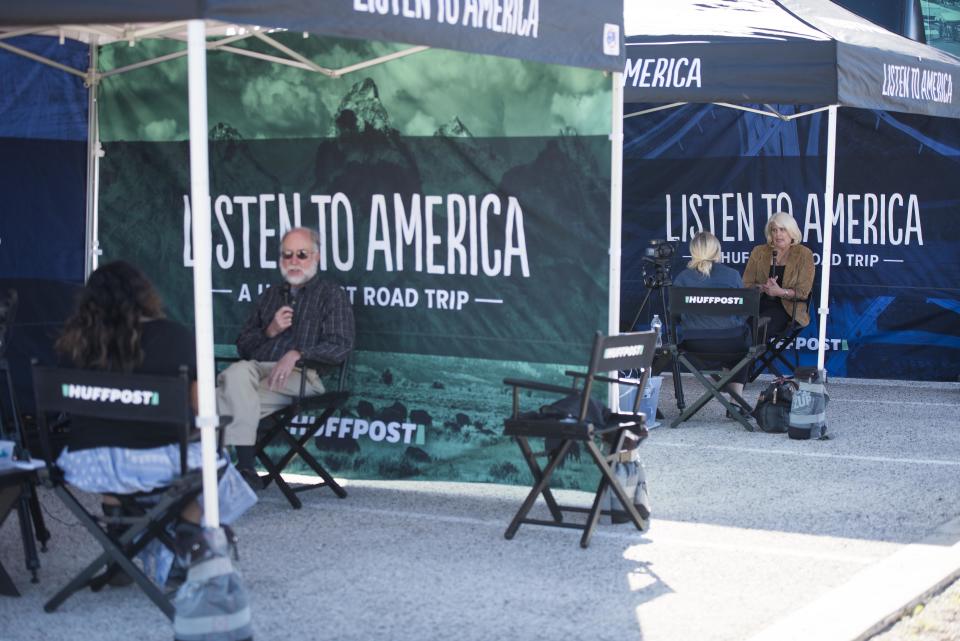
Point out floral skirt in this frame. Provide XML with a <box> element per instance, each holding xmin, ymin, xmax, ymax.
<box><xmin>57</xmin><ymin>443</ymin><xmax>256</xmax><ymax>524</ymax></box>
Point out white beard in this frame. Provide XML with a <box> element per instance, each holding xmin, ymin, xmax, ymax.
<box><xmin>281</xmin><ymin>260</ymin><xmax>318</xmax><ymax>287</ymax></box>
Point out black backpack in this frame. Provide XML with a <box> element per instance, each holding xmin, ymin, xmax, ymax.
<box><xmin>751</xmin><ymin>377</ymin><xmax>798</xmax><ymax>434</ymax></box>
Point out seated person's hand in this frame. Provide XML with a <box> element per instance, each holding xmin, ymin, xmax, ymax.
<box><xmin>266</xmin><ymin>305</ymin><xmax>294</xmax><ymax>338</ymax></box>
<box><xmin>267</xmin><ymin>350</ymin><xmax>301</xmax><ymax>390</ymax></box>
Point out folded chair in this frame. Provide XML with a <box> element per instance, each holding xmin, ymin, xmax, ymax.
<box><xmin>252</xmin><ymin>357</ymin><xmax>351</xmax><ymax>508</ymax></box>
<box><xmin>667</xmin><ymin>287</ymin><xmax>765</xmax><ymax>431</ymax></box>
<box><xmin>502</xmin><ymin>330</ymin><xmax>657</xmax><ymax>548</ymax></box>
<box><xmin>31</xmin><ymin>363</ymin><xmax>211</xmax><ymax>620</ymax></box>
<box><xmin>747</xmin><ymin>297</ymin><xmax>812</xmax><ymax>382</ymax></box>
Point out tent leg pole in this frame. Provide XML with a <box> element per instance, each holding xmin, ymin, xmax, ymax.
<box><xmin>610</xmin><ymin>71</ymin><xmax>624</xmax><ymax>410</ymax></box>
<box><xmin>187</xmin><ymin>20</ymin><xmax>221</xmax><ymax>529</ymax></box>
<box><xmin>83</xmin><ymin>39</ymin><xmax>100</xmax><ymax>279</ymax></box>
<box><xmin>816</xmin><ymin>105</ymin><xmax>838</xmax><ymax>373</ymax></box>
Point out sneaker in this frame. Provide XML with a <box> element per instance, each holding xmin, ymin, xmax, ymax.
<box><xmin>237</xmin><ymin>467</ymin><xmax>263</xmax><ymax>491</ymax></box>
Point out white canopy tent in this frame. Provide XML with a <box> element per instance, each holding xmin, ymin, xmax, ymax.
<box><xmin>620</xmin><ymin>0</ymin><xmax>960</xmax><ymax>373</ymax></box>
<box><xmin>1</xmin><ymin>3</ymin><xmax>625</xmax><ymax>527</ymax></box>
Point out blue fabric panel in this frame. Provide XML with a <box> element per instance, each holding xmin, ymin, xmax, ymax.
<box><xmin>0</xmin><ymin>138</ymin><xmax>86</xmax><ymax>280</ymax></box>
<box><xmin>0</xmin><ymin>35</ymin><xmax>88</xmax><ymax>141</ymax></box>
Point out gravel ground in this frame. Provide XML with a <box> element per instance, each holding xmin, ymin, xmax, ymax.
<box><xmin>869</xmin><ymin>577</ymin><xmax>960</xmax><ymax>641</ymax></box>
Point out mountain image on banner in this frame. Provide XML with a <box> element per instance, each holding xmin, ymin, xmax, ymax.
<box><xmin>210</xmin><ymin>122</ymin><xmax>243</xmax><ymax>142</ymax></box>
<box><xmin>334</xmin><ymin>77</ymin><xmax>394</xmax><ymax>135</ymax></box>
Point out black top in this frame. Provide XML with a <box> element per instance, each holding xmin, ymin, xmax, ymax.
<box><xmin>759</xmin><ymin>265</ymin><xmax>786</xmax><ymax>315</ymax></box>
<box><xmin>66</xmin><ymin>318</ymin><xmax>197</xmax><ymax>451</ymax></box>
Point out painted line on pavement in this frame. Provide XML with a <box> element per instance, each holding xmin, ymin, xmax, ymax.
<box><xmin>646</xmin><ymin>442</ymin><xmax>960</xmax><ymax>467</ymax></box>
<box><xmin>829</xmin><ymin>398</ymin><xmax>958</xmax><ymax>407</ymax></box>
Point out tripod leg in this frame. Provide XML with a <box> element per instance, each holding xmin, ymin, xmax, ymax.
<box><xmin>28</xmin><ymin>486</ymin><xmax>50</xmax><ymax>550</ymax></box>
<box><xmin>659</xmin><ymin>286</ymin><xmax>685</xmax><ymax>410</ymax></box>
<box><xmin>16</xmin><ymin>493</ymin><xmax>40</xmax><ymax>582</ymax></box>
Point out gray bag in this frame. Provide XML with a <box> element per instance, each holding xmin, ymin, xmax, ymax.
<box><xmin>788</xmin><ymin>368</ymin><xmax>829</xmax><ymax>440</ymax></box>
<box><xmin>602</xmin><ymin>448</ymin><xmax>651</xmax><ymax>530</ymax></box>
<box><xmin>173</xmin><ymin>527</ymin><xmax>253</xmax><ymax>641</ymax></box>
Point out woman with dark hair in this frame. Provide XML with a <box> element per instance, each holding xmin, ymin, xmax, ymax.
<box><xmin>55</xmin><ymin>261</ymin><xmax>254</xmax><ymax>585</ymax></box>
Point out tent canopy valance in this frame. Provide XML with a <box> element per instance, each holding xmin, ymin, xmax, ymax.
<box><xmin>0</xmin><ymin>0</ymin><xmax>625</xmax><ymax>72</ymax></box>
<box><xmin>623</xmin><ymin>0</ymin><xmax>960</xmax><ymax>119</ymax></box>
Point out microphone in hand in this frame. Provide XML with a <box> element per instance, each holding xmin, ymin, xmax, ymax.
<box><xmin>769</xmin><ymin>249</ymin><xmax>778</xmax><ymax>280</ymax></box>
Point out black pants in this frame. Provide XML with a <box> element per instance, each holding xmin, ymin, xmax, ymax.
<box><xmin>759</xmin><ymin>300</ymin><xmax>793</xmax><ymax>337</ymax></box>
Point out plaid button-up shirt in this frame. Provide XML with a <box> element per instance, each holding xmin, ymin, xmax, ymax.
<box><xmin>236</xmin><ymin>275</ymin><xmax>354</xmax><ymax>365</ymax></box>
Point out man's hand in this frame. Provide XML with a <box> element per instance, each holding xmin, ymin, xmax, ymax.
<box><xmin>266</xmin><ymin>305</ymin><xmax>294</xmax><ymax>338</ymax></box>
<box><xmin>267</xmin><ymin>350</ymin><xmax>302</xmax><ymax>391</ymax></box>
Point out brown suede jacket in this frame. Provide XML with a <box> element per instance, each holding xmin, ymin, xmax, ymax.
<box><xmin>742</xmin><ymin>243</ymin><xmax>815</xmax><ymax>327</ymax></box>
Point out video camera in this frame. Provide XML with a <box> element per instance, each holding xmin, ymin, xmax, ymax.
<box><xmin>643</xmin><ymin>239</ymin><xmax>677</xmax><ymax>262</ymax></box>
<box><xmin>640</xmin><ymin>240</ymin><xmax>677</xmax><ymax>289</ymax></box>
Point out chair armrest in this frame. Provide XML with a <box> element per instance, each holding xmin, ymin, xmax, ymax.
<box><xmin>296</xmin><ymin>358</ymin><xmax>334</xmax><ymax>373</ymax></box>
<box><xmin>502</xmin><ymin>378</ymin><xmax>576</xmax><ymax>396</ymax></box>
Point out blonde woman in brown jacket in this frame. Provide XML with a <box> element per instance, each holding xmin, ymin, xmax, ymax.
<box><xmin>743</xmin><ymin>212</ymin><xmax>816</xmax><ymax>336</ymax></box>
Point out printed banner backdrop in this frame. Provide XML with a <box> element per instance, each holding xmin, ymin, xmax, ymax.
<box><xmin>96</xmin><ymin>35</ymin><xmax>613</xmax><ymax>486</ymax></box>
<box><xmin>622</xmin><ymin>103</ymin><xmax>960</xmax><ymax>381</ymax></box>
<box><xmin>0</xmin><ymin>36</ymin><xmax>87</xmax><ymax>282</ymax></box>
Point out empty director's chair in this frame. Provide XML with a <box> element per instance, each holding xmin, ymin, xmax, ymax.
<box><xmin>31</xmin><ymin>363</ymin><xmax>215</xmax><ymax>620</ymax></box>
<box><xmin>252</xmin><ymin>357</ymin><xmax>351</xmax><ymax>508</ymax></box>
<box><xmin>502</xmin><ymin>331</ymin><xmax>656</xmax><ymax>548</ymax></box>
<box><xmin>667</xmin><ymin>287</ymin><xmax>766</xmax><ymax>431</ymax></box>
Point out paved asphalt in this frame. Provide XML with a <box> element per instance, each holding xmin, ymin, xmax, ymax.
<box><xmin>0</xmin><ymin>375</ymin><xmax>958</xmax><ymax>641</ymax></box>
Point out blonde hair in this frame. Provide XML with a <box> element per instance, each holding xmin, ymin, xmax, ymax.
<box><xmin>687</xmin><ymin>231</ymin><xmax>721</xmax><ymax>276</ymax></box>
<box><xmin>765</xmin><ymin>212</ymin><xmax>802</xmax><ymax>245</ymax></box>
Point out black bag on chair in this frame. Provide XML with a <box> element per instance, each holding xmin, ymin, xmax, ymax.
<box><xmin>751</xmin><ymin>377</ymin><xmax>798</xmax><ymax>433</ymax></box>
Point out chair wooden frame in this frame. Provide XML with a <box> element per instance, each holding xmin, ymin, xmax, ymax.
<box><xmin>667</xmin><ymin>287</ymin><xmax>766</xmax><ymax>431</ymax></box>
<box><xmin>502</xmin><ymin>331</ymin><xmax>656</xmax><ymax>548</ymax></box>
<box><xmin>31</xmin><ymin>363</ymin><xmax>209</xmax><ymax>620</ymax></box>
<box><xmin>252</xmin><ymin>357</ymin><xmax>350</xmax><ymax>509</ymax></box>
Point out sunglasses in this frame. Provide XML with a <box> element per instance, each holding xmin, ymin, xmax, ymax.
<box><xmin>280</xmin><ymin>249</ymin><xmax>315</xmax><ymax>261</ymax></box>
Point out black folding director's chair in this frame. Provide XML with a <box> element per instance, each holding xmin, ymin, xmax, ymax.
<box><xmin>747</xmin><ymin>297</ymin><xmax>811</xmax><ymax>382</ymax></box>
<box><xmin>502</xmin><ymin>330</ymin><xmax>657</xmax><ymax>548</ymax></box>
<box><xmin>31</xmin><ymin>363</ymin><xmax>218</xmax><ymax>619</ymax></box>
<box><xmin>252</xmin><ymin>357</ymin><xmax>351</xmax><ymax>509</ymax></box>
<box><xmin>667</xmin><ymin>287</ymin><xmax>766</xmax><ymax>431</ymax></box>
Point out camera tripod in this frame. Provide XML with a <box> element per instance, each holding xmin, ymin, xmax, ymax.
<box><xmin>628</xmin><ymin>272</ymin><xmax>686</xmax><ymax>412</ymax></box>
<box><xmin>0</xmin><ymin>289</ymin><xmax>50</xmax><ymax>594</ymax></box>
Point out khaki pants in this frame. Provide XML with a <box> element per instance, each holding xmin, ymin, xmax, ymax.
<box><xmin>216</xmin><ymin>360</ymin><xmax>325</xmax><ymax>446</ymax></box>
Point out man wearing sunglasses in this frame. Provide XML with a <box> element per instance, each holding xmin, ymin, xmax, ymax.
<box><xmin>217</xmin><ymin>227</ymin><xmax>354</xmax><ymax>489</ymax></box>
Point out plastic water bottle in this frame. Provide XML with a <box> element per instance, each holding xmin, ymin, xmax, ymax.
<box><xmin>650</xmin><ymin>314</ymin><xmax>663</xmax><ymax>349</ymax></box>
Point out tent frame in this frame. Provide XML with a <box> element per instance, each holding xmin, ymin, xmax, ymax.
<box><xmin>624</xmin><ymin>100</ymin><xmax>840</xmax><ymax>372</ymax></box>
<box><xmin>1</xmin><ymin>24</ymin><xmax>625</xmax><ymax>522</ymax></box>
